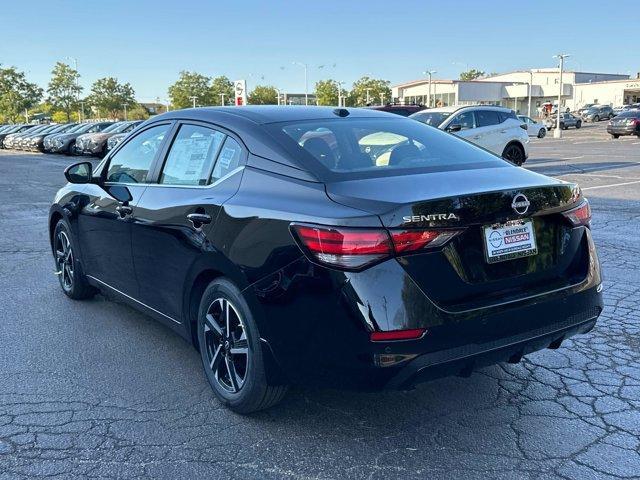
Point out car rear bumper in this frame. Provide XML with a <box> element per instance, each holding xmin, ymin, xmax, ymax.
<box><xmin>248</xmin><ymin>226</ymin><xmax>603</xmax><ymax>391</ymax></box>
<box><xmin>607</xmin><ymin>125</ymin><xmax>639</xmax><ymax>135</ymax></box>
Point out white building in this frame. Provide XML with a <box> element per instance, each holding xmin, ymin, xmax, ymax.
<box><xmin>392</xmin><ymin>69</ymin><xmax>636</xmax><ymax>116</ymax></box>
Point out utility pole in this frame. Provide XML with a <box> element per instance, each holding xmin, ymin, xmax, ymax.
<box><xmin>366</xmin><ymin>87</ymin><xmax>372</xmax><ymax>105</ymax></box>
<box><xmin>190</xmin><ymin>96</ymin><xmax>198</xmax><ymax>108</ymax></box>
<box><xmin>380</xmin><ymin>92</ymin><xmax>385</xmax><ymax>105</ymax></box>
<box><xmin>423</xmin><ymin>70</ymin><xmax>436</xmax><ymax>107</ymax></box>
<box><xmin>219</xmin><ymin>93</ymin><xmax>226</xmax><ymax>106</ymax></box>
<box><xmin>292</xmin><ymin>62</ymin><xmax>308</xmax><ymax>105</ymax></box>
<box><xmin>553</xmin><ymin>54</ymin><xmax>570</xmax><ymax>138</ymax></box>
<box><xmin>121</xmin><ymin>104</ymin><xmax>128</xmax><ymax>120</ymax></box>
<box><xmin>80</xmin><ymin>101</ymin><xmax>85</xmax><ymax>120</ymax></box>
<box><xmin>275</xmin><ymin>88</ymin><xmax>281</xmax><ymax>106</ymax></box>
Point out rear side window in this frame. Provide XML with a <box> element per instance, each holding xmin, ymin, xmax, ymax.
<box><xmin>160</xmin><ymin>124</ymin><xmax>225</xmax><ymax>186</ymax></box>
<box><xmin>498</xmin><ymin>110</ymin><xmax>518</xmax><ymax>123</ymax></box>
<box><xmin>211</xmin><ymin>137</ymin><xmax>243</xmax><ymax>182</ymax></box>
<box><xmin>270</xmin><ymin>117</ymin><xmax>507</xmax><ymax>181</ymax></box>
<box><xmin>106</xmin><ymin>124</ymin><xmax>170</xmax><ymax>183</ymax></box>
<box><xmin>475</xmin><ymin>110</ymin><xmax>501</xmax><ymax>127</ymax></box>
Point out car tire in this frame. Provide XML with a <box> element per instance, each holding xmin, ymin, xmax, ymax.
<box><xmin>576</xmin><ymin>121</ymin><xmax>582</xmax><ymax>129</ymax></box>
<box><xmin>538</xmin><ymin>128</ymin><xmax>546</xmax><ymax>139</ymax></box>
<box><xmin>611</xmin><ymin>134</ymin><xmax>620</xmax><ymax>139</ymax></box>
<box><xmin>65</xmin><ymin>141</ymin><xmax>75</xmax><ymax>156</ymax></box>
<box><xmin>502</xmin><ymin>143</ymin><xmax>525</xmax><ymax>166</ymax></box>
<box><xmin>197</xmin><ymin>278</ymin><xmax>288</xmax><ymax>414</ymax></box>
<box><xmin>53</xmin><ymin>219</ymin><xmax>96</xmax><ymax>300</ymax></box>
<box><xmin>593</xmin><ymin>115</ymin><xmax>600</xmax><ymax>122</ymax></box>
<box><xmin>560</xmin><ymin>123</ymin><xmax>567</xmax><ymax>130</ymax></box>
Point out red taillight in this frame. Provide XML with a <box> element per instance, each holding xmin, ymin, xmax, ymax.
<box><xmin>562</xmin><ymin>199</ymin><xmax>591</xmax><ymax>227</ymax></box>
<box><xmin>291</xmin><ymin>224</ymin><xmax>459</xmax><ymax>270</ymax></box>
<box><xmin>370</xmin><ymin>328</ymin><xmax>426</xmax><ymax>342</ymax></box>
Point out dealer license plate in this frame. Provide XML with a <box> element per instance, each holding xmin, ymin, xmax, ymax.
<box><xmin>483</xmin><ymin>219</ymin><xmax>537</xmax><ymax>264</ymax></box>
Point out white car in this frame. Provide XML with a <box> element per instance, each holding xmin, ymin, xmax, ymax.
<box><xmin>517</xmin><ymin>115</ymin><xmax>547</xmax><ymax>138</ymax></box>
<box><xmin>410</xmin><ymin>105</ymin><xmax>530</xmax><ymax>165</ymax></box>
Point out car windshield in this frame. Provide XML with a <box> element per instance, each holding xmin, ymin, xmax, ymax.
<box><xmin>113</xmin><ymin>122</ymin><xmax>137</xmax><ymax>133</ymax></box>
<box><xmin>74</xmin><ymin>123</ymin><xmax>98</xmax><ymax>133</ymax></box>
<box><xmin>409</xmin><ymin>111</ymin><xmax>452</xmax><ymax>126</ymax></box>
<box><xmin>269</xmin><ymin>117</ymin><xmax>508</xmax><ymax>181</ymax></box>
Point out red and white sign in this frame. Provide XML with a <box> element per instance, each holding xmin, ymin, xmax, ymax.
<box><xmin>234</xmin><ymin>80</ymin><xmax>247</xmax><ymax>106</ymax></box>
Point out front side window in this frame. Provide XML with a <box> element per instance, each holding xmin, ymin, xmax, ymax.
<box><xmin>106</xmin><ymin>124</ymin><xmax>170</xmax><ymax>183</ymax></box>
<box><xmin>160</xmin><ymin>124</ymin><xmax>225</xmax><ymax>186</ymax></box>
<box><xmin>410</xmin><ymin>111</ymin><xmax>451</xmax><ymax>126</ymax></box>
<box><xmin>450</xmin><ymin>111</ymin><xmax>476</xmax><ymax>130</ymax></box>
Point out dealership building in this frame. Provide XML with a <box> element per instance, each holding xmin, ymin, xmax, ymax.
<box><xmin>392</xmin><ymin>69</ymin><xmax>639</xmax><ymax>115</ymax></box>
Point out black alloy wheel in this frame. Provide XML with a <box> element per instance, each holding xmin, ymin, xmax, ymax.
<box><xmin>502</xmin><ymin>143</ymin><xmax>525</xmax><ymax>166</ymax></box>
<box><xmin>55</xmin><ymin>230</ymin><xmax>74</xmax><ymax>292</ymax></box>
<box><xmin>203</xmin><ymin>297</ymin><xmax>249</xmax><ymax>394</ymax></box>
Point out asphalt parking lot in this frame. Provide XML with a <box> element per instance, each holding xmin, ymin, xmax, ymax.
<box><xmin>0</xmin><ymin>122</ymin><xmax>639</xmax><ymax>480</ymax></box>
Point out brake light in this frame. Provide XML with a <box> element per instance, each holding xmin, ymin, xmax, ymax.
<box><xmin>291</xmin><ymin>224</ymin><xmax>459</xmax><ymax>270</ymax></box>
<box><xmin>562</xmin><ymin>199</ymin><xmax>591</xmax><ymax>227</ymax></box>
<box><xmin>371</xmin><ymin>328</ymin><xmax>426</xmax><ymax>342</ymax></box>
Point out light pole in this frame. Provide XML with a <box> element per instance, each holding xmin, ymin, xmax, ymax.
<box><xmin>553</xmin><ymin>54</ymin><xmax>570</xmax><ymax>138</ymax></box>
<box><xmin>121</xmin><ymin>104</ymin><xmax>128</xmax><ymax>120</ymax></box>
<box><xmin>423</xmin><ymin>70</ymin><xmax>436</xmax><ymax>107</ymax></box>
<box><xmin>275</xmin><ymin>88</ymin><xmax>281</xmax><ymax>106</ymax></box>
<box><xmin>292</xmin><ymin>62</ymin><xmax>308</xmax><ymax>105</ymax></box>
<box><xmin>337</xmin><ymin>81</ymin><xmax>345</xmax><ymax>107</ymax></box>
<box><xmin>219</xmin><ymin>93</ymin><xmax>226</xmax><ymax>106</ymax></box>
<box><xmin>527</xmin><ymin>70</ymin><xmax>533</xmax><ymax>118</ymax></box>
<box><xmin>365</xmin><ymin>87</ymin><xmax>372</xmax><ymax>105</ymax></box>
<box><xmin>380</xmin><ymin>92</ymin><xmax>385</xmax><ymax>105</ymax></box>
<box><xmin>189</xmin><ymin>96</ymin><xmax>198</xmax><ymax>108</ymax></box>
<box><xmin>65</xmin><ymin>56</ymin><xmax>81</xmax><ymax>121</ymax></box>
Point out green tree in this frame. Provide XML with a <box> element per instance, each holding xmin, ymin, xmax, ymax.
<box><xmin>86</xmin><ymin>77</ymin><xmax>135</xmax><ymax>119</ymax></box>
<box><xmin>315</xmin><ymin>79</ymin><xmax>340</xmax><ymax>106</ymax></box>
<box><xmin>47</xmin><ymin>62</ymin><xmax>82</xmax><ymax>122</ymax></box>
<box><xmin>348</xmin><ymin>76</ymin><xmax>391</xmax><ymax>106</ymax></box>
<box><xmin>210</xmin><ymin>76</ymin><xmax>234</xmax><ymax>105</ymax></box>
<box><xmin>459</xmin><ymin>69</ymin><xmax>486</xmax><ymax>81</ymax></box>
<box><xmin>247</xmin><ymin>85</ymin><xmax>278</xmax><ymax>105</ymax></box>
<box><xmin>126</xmin><ymin>103</ymin><xmax>150</xmax><ymax>120</ymax></box>
<box><xmin>0</xmin><ymin>66</ymin><xmax>43</xmax><ymax>122</ymax></box>
<box><xmin>168</xmin><ymin>71</ymin><xmax>213</xmax><ymax>109</ymax></box>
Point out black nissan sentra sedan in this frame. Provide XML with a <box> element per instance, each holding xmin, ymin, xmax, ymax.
<box><xmin>49</xmin><ymin>106</ymin><xmax>603</xmax><ymax>413</ymax></box>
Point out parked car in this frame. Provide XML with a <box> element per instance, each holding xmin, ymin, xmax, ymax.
<box><xmin>365</xmin><ymin>103</ymin><xmax>426</xmax><ymax>116</ymax></box>
<box><xmin>50</xmin><ymin>106</ymin><xmax>602</xmax><ymax>413</ymax></box>
<box><xmin>607</xmin><ymin>110</ymin><xmax>640</xmax><ymax>138</ymax></box>
<box><xmin>44</xmin><ymin>124</ymin><xmax>86</xmax><ymax>153</ymax></box>
<box><xmin>75</xmin><ymin>121</ymin><xmax>142</xmax><ymax>157</ymax></box>
<box><xmin>582</xmin><ymin>105</ymin><xmax>614</xmax><ymax>122</ymax></box>
<box><xmin>517</xmin><ymin>115</ymin><xmax>546</xmax><ymax>138</ymax></box>
<box><xmin>0</xmin><ymin>125</ymin><xmax>35</xmax><ymax>147</ymax></box>
<box><xmin>28</xmin><ymin>123</ymin><xmax>78</xmax><ymax>152</ymax></box>
<box><xmin>545</xmin><ymin>113</ymin><xmax>582</xmax><ymax>130</ymax></box>
<box><xmin>3</xmin><ymin>124</ymin><xmax>49</xmax><ymax>149</ymax></box>
<box><xmin>577</xmin><ymin>103</ymin><xmax>597</xmax><ymax>116</ymax></box>
<box><xmin>16</xmin><ymin>124</ymin><xmax>60</xmax><ymax>150</ymax></box>
<box><xmin>410</xmin><ymin>105</ymin><xmax>530</xmax><ymax>165</ymax></box>
<box><xmin>49</xmin><ymin>122</ymin><xmax>114</xmax><ymax>155</ymax></box>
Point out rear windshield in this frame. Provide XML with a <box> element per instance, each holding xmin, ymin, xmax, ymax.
<box><xmin>616</xmin><ymin>110</ymin><xmax>639</xmax><ymax>118</ymax></box>
<box><xmin>267</xmin><ymin>117</ymin><xmax>508</xmax><ymax>180</ymax></box>
<box><xmin>409</xmin><ymin>111</ymin><xmax>451</xmax><ymax>126</ymax></box>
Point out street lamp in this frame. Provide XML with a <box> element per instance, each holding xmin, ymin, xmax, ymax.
<box><xmin>275</xmin><ymin>88</ymin><xmax>282</xmax><ymax>106</ymax></box>
<box><xmin>65</xmin><ymin>56</ymin><xmax>81</xmax><ymax>121</ymax></box>
<box><xmin>553</xmin><ymin>54</ymin><xmax>570</xmax><ymax>138</ymax></box>
<box><xmin>365</xmin><ymin>87</ymin><xmax>372</xmax><ymax>105</ymax></box>
<box><xmin>219</xmin><ymin>93</ymin><xmax>226</xmax><ymax>106</ymax></box>
<box><xmin>423</xmin><ymin>70</ymin><xmax>436</xmax><ymax>107</ymax></box>
<box><xmin>292</xmin><ymin>62</ymin><xmax>308</xmax><ymax>105</ymax></box>
<box><xmin>121</xmin><ymin>104</ymin><xmax>128</xmax><ymax>120</ymax></box>
<box><xmin>189</xmin><ymin>96</ymin><xmax>198</xmax><ymax>108</ymax></box>
<box><xmin>527</xmin><ymin>70</ymin><xmax>533</xmax><ymax>118</ymax></box>
<box><xmin>337</xmin><ymin>81</ymin><xmax>345</xmax><ymax>107</ymax></box>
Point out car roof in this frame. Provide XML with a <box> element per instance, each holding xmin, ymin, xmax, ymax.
<box><xmin>154</xmin><ymin>106</ymin><xmax>397</xmax><ymax>125</ymax></box>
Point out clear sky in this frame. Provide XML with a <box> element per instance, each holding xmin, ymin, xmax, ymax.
<box><xmin>0</xmin><ymin>0</ymin><xmax>636</xmax><ymax>102</ymax></box>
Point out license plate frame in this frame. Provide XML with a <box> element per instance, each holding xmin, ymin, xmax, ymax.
<box><xmin>483</xmin><ymin>219</ymin><xmax>538</xmax><ymax>264</ymax></box>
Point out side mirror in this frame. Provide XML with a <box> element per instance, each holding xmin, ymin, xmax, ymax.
<box><xmin>64</xmin><ymin>161</ymin><xmax>93</xmax><ymax>184</ymax></box>
<box><xmin>447</xmin><ymin>124</ymin><xmax>462</xmax><ymax>133</ymax></box>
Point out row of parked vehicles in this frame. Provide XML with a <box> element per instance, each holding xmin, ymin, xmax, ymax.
<box><xmin>0</xmin><ymin>120</ymin><xmax>142</xmax><ymax>157</ymax></box>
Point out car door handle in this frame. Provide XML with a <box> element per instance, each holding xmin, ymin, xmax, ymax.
<box><xmin>187</xmin><ymin>213</ymin><xmax>212</xmax><ymax>228</ymax></box>
<box><xmin>115</xmin><ymin>205</ymin><xmax>133</xmax><ymax>218</ymax></box>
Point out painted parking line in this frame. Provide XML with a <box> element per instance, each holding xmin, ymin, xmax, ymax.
<box><xmin>582</xmin><ymin>180</ymin><xmax>640</xmax><ymax>191</ymax></box>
